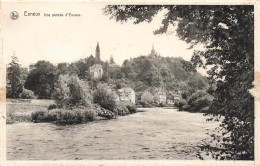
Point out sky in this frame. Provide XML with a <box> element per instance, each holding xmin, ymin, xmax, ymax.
<box><xmin>3</xmin><ymin>2</ymin><xmax>205</xmax><ymax>74</ymax></box>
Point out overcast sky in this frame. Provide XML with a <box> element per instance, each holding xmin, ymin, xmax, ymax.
<box><xmin>3</xmin><ymin>3</ymin><xmax>205</xmax><ymax>74</ymax></box>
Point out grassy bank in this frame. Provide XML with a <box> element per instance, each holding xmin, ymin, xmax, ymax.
<box><xmin>6</xmin><ymin>99</ymin><xmax>54</xmax><ymax>124</ymax></box>
<box><xmin>6</xmin><ymin>99</ymin><xmax>137</xmax><ymax>125</ymax></box>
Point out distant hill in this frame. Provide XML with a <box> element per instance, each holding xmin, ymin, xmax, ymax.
<box><xmin>119</xmin><ymin>52</ymin><xmax>209</xmax><ymax>95</ymax></box>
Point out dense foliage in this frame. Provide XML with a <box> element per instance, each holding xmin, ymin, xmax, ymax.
<box><xmin>6</xmin><ymin>55</ymin><xmax>23</xmax><ymax>98</ymax></box>
<box><xmin>120</xmin><ymin>54</ymin><xmax>208</xmax><ymax>95</ymax></box>
<box><xmin>175</xmin><ymin>90</ymin><xmax>213</xmax><ymax>113</ymax></box>
<box><xmin>53</xmin><ymin>75</ymin><xmax>92</xmax><ymax>109</ymax></box>
<box><xmin>25</xmin><ymin>61</ymin><xmax>56</xmax><ymax>99</ymax></box>
<box><xmin>31</xmin><ymin>108</ymin><xmax>96</xmax><ymax>124</ymax></box>
<box><xmin>20</xmin><ymin>89</ymin><xmax>36</xmax><ymax>99</ymax></box>
<box><xmin>104</xmin><ymin>5</ymin><xmax>254</xmax><ymax>160</ymax></box>
<box><xmin>93</xmin><ymin>84</ymin><xmax>117</xmax><ymax>111</ymax></box>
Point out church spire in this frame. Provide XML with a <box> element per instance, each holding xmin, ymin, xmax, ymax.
<box><xmin>95</xmin><ymin>42</ymin><xmax>100</xmax><ymax>61</ymax></box>
<box><xmin>151</xmin><ymin>43</ymin><xmax>156</xmax><ymax>55</ymax></box>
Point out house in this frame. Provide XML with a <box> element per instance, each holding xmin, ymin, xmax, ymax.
<box><xmin>154</xmin><ymin>90</ymin><xmax>167</xmax><ymax>104</ymax></box>
<box><xmin>167</xmin><ymin>92</ymin><xmax>175</xmax><ymax>104</ymax></box>
<box><xmin>89</xmin><ymin>64</ymin><xmax>103</xmax><ymax>79</ymax></box>
<box><xmin>117</xmin><ymin>87</ymin><xmax>135</xmax><ymax>104</ymax></box>
<box><xmin>167</xmin><ymin>92</ymin><xmax>180</xmax><ymax>104</ymax></box>
<box><xmin>173</xmin><ymin>94</ymin><xmax>181</xmax><ymax>103</ymax></box>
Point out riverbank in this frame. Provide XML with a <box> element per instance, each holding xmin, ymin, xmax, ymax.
<box><xmin>6</xmin><ymin>99</ymin><xmax>137</xmax><ymax>124</ymax></box>
<box><xmin>7</xmin><ymin>107</ymin><xmax>219</xmax><ymax>160</ymax></box>
<box><xmin>6</xmin><ymin>99</ymin><xmax>55</xmax><ymax>124</ymax></box>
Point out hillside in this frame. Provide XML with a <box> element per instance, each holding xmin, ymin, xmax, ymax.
<box><xmin>113</xmin><ymin>52</ymin><xmax>209</xmax><ymax>96</ymax></box>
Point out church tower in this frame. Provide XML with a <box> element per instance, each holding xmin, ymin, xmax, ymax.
<box><xmin>95</xmin><ymin>42</ymin><xmax>101</xmax><ymax>61</ymax></box>
<box><xmin>151</xmin><ymin>43</ymin><xmax>156</xmax><ymax>55</ymax></box>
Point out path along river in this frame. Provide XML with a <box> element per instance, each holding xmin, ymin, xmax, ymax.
<box><xmin>7</xmin><ymin>108</ymin><xmax>219</xmax><ymax>160</ymax></box>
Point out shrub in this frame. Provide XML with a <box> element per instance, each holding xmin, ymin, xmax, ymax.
<box><xmin>114</xmin><ymin>105</ymin><xmax>129</xmax><ymax>116</ymax></box>
<box><xmin>93</xmin><ymin>84</ymin><xmax>117</xmax><ymax>111</ymax></box>
<box><xmin>159</xmin><ymin>103</ymin><xmax>165</xmax><ymax>107</ymax></box>
<box><xmin>48</xmin><ymin>104</ymin><xmax>57</xmax><ymax>110</ymax></box>
<box><xmin>20</xmin><ymin>89</ymin><xmax>36</xmax><ymax>99</ymax></box>
<box><xmin>139</xmin><ymin>101</ymin><xmax>152</xmax><ymax>108</ymax></box>
<box><xmin>119</xmin><ymin>101</ymin><xmax>137</xmax><ymax>113</ymax></box>
<box><xmin>53</xmin><ymin>75</ymin><xmax>92</xmax><ymax>109</ymax></box>
<box><xmin>186</xmin><ymin>90</ymin><xmax>213</xmax><ymax>113</ymax></box>
<box><xmin>31</xmin><ymin>107</ymin><xmax>96</xmax><ymax>124</ymax></box>
<box><xmin>126</xmin><ymin>104</ymin><xmax>137</xmax><ymax>113</ymax></box>
<box><xmin>174</xmin><ymin>99</ymin><xmax>187</xmax><ymax>111</ymax></box>
<box><xmin>91</xmin><ymin>104</ymin><xmax>116</xmax><ymax>119</ymax></box>
<box><xmin>31</xmin><ymin>110</ymin><xmax>46</xmax><ymax>123</ymax></box>
<box><xmin>113</xmin><ymin>101</ymin><xmax>137</xmax><ymax>115</ymax></box>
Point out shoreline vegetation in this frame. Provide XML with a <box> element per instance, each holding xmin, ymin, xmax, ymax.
<box><xmin>6</xmin><ymin>99</ymin><xmax>137</xmax><ymax>125</ymax></box>
<box><xmin>6</xmin><ymin>98</ymin><xmax>205</xmax><ymax>125</ymax></box>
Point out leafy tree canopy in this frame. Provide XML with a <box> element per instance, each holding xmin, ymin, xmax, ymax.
<box><xmin>6</xmin><ymin>55</ymin><xmax>23</xmax><ymax>98</ymax></box>
<box><xmin>25</xmin><ymin>60</ymin><xmax>56</xmax><ymax>99</ymax></box>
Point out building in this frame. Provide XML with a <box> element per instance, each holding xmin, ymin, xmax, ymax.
<box><xmin>89</xmin><ymin>64</ymin><xmax>103</xmax><ymax>79</ymax></box>
<box><xmin>173</xmin><ymin>94</ymin><xmax>181</xmax><ymax>103</ymax></box>
<box><xmin>117</xmin><ymin>87</ymin><xmax>135</xmax><ymax>104</ymax></box>
<box><xmin>167</xmin><ymin>92</ymin><xmax>180</xmax><ymax>104</ymax></box>
<box><xmin>154</xmin><ymin>91</ymin><xmax>167</xmax><ymax>104</ymax></box>
<box><xmin>167</xmin><ymin>92</ymin><xmax>175</xmax><ymax>104</ymax></box>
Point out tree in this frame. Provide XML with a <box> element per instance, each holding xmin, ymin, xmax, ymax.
<box><xmin>25</xmin><ymin>60</ymin><xmax>56</xmax><ymax>99</ymax></box>
<box><xmin>74</xmin><ymin>61</ymin><xmax>89</xmax><ymax>79</ymax></box>
<box><xmin>93</xmin><ymin>84</ymin><xmax>117</xmax><ymax>111</ymax></box>
<box><xmin>104</xmin><ymin>5</ymin><xmax>254</xmax><ymax>160</ymax></box>
<box><xmin>121</xmin><ymin>60</ymin><xmax>136</xmax><ymax>79</ymax></box>
<box><xmin>110</xmin><ymin>55</ymin><xmax>115</xmax><ymax>64</ymax></box>
<box><xmin>6</xmin><ymin>54</ymin><xmax>23</xmax><ymax>98</ymax></box>
<box><xmin>53</xmin><ymin>75</ymin><xmax>91</xmax><ymax>108</ymax></box>
<box><xmin>141</xmin><ymin>91</ymin><xmax>154</xmax><ymax>103</ymax></box>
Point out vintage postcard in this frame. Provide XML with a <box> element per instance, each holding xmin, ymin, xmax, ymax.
<box><xmin>0</xmin><ymin>1</ymin><xmax>259</xmax><ymax>165</ymax></box>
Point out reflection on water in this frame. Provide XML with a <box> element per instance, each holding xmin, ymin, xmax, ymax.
<box><xmin>7</xmin><ymin>108</ymin><xmax>218</xmax><ymax>160</ymax></box>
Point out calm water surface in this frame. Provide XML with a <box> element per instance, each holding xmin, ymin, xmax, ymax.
<box><xmin>7</xmin><ymin>108</ymin><xmax>218</xmax><ymax>160</ymax></box>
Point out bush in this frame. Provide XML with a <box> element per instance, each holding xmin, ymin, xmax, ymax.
<box><xmin>31</xmin><ymin>110</ymin><xmax>46</xmax><ymax>122</ymax></box>
<box><xmin>20</xmin><ymin>89</ymin><xmax>36</xmax><ymax>99</ymax></box>
<box><xmin>159</xmin><ymin>103</ymin><xmax>165</xmax><ymax>107</ymax></box>
<box><xmin>186</xmin><ymin>90</ymin><xmax>213</xmax><ymax>113</ymax></box>
<box><xmin>91</xmin><ymin>104</ymin><xmax>116</xmax><ymax>119</ymax></box>
<box><xmin>114</xmin><ymin>105</ymin><xmax>130</xmax><ymax>116</ymax></box>
<box><xmin>31</xmin><ymin>107</ymin><xmax>96</xmax><ymax>124</ymax></box>
<box><xmin>138</xmin><ymin>101</ymin><xmax>152</xmax><ymax>108</ymax></box>
<box><xmin>48</xmin><ymin>104</ymin><xmax>57</xmax><ymax>110</ymax></box>
<box><xmin>93</xmin><ymin>84</ymin><xmax>117</xmax><ymax>111</ymax></box>
<box><xmin>174</xmin><ymin>99</ymin><xmax>187</xmax><ymax>111</ymax></box>
<box><xmin>126</xmin><ymin>104</ymin><xmax>137</xmax><ymax>113</ymax></box>
<box><xmin>53</xmin><ymin>75</ymin><xmax>92</xmax><ymax>109</ymax></box>
<box><xmin>120</xmin><ymin>101</ymin><xmax>137</xmax><ymax>113</ymax></box>
<box><xmin>113</xmin><ymin>101</ymin><xmax>137</xmax><ymax>115</ymax></box>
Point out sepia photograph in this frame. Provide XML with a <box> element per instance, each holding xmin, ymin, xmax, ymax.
<box><xmin>0</xmin><ymin>1</ymin><xmax>259</xmax><ymax>165</ymax></box>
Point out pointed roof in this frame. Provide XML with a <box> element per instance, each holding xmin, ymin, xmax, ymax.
<box><xmin>151</xmin><ymin>43</ymin><xmax>156</xmax><ymax>55</ymax></box>
<box><xmin>96</xmin><ymin>42</ymin><xmax>100</xmax><ymax>51</ymax></box>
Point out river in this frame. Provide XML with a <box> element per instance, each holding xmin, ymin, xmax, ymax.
<box><xmin>7</xmin><ymin>108</ymin><xmax>219</xmax><ymax>160</ymax></box>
